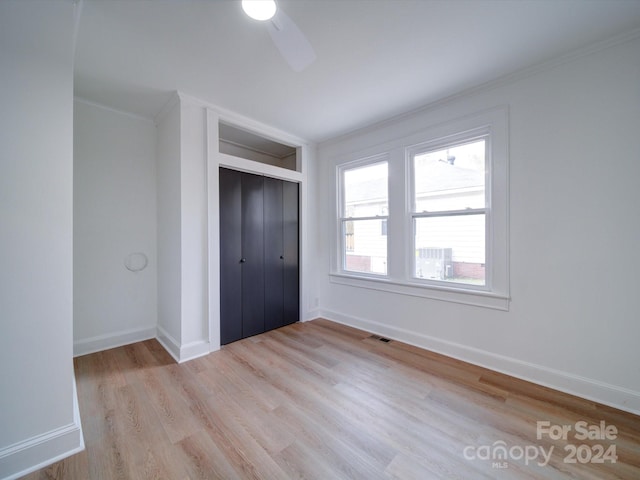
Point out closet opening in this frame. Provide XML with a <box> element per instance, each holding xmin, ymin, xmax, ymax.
<box><xmin>219</xmin><ymin>121</ymin><xmax>299</xmax><ymax>172</ymax></box>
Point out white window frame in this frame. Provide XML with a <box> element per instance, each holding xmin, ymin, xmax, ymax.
<box><xmin>407</xmin><ymin>127</ymin><xmax>491</xmax><ymax>292</ymax></box>
<box><xmin>331</xmin><ymin>107</ymin><xmax>509</xmax><ymax>310</ymax></box>
<box><xmin>337</xmin><ymin>154</ymin><xmax>389</xmax><ymax>277</ymax></box>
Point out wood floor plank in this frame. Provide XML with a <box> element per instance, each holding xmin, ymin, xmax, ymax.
<box><xmin>112</xmin><ymin>382</ymin><xmax>187</xmax><ymax>480</ymax></box>
<box><xmin>271</xmin><ymin>401</ymin><xmax>387</xmax><ymax>479</ymax></box>
<box><xmin>199</xmin><ymin>344</ymin><xmax>288</xmax><ymax>411</ymax></box>
<box><xmin>138</xmin><ymin>365</ymin><xmax>203</xmax><ymax>444</ymax></box>
<box><xmin>175</xmin><ymin>431</ymin><xmax>239</xmax><ymax>480</ymax></box>
<box><xmin>266</xmin><ymin>327</ymin><xmax>341</xmax><ymax>369</ymax></box>
<box><xmin>274</xmin><ymin>441</ymin><xmax>351</xmax><ymax>480</ymax></box>
<box><xmin>202</xmin><ymin>367</ymin><xmax>295</xmax><ymax>456</ymax></box>
<box><xmin>22</xmin><ymin>322</ymin><xmax>640</xmax><ymax>480</ymax></box>
<box><xmin>157</xmin><ymin>362</ymin><xmax>213</xmax><ymax>409</ymax></box>
<box><xmin>199</xmin><ymin>394</ymin><xmax>289</xmax><ymax>479</ymax></box>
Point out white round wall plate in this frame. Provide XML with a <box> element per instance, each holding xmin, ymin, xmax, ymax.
<box><xmin>124</xmin><ymin>252</ymin><xmax>148</xmax><ymax>272</ymax></box>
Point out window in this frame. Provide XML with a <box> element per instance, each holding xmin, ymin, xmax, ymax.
<box><xmin>332</xmin><ymin>107</ymin><xmax>508</xmax><ymax>310</ymax></box>
<box><xmin>339</xmin><ymin>159</ymin><xmax>388</xmax><ymax>275</ymax></box>
<box><xmin>410</xmin><ymin>135</ymin><xmax>488</xmax><ymax>287</ymax></box>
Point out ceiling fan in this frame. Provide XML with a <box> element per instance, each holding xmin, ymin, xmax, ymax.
<box><xmin>241</xmin><ymin>0</ymin><xmax>317</xmax><ymax>72</ymax></box>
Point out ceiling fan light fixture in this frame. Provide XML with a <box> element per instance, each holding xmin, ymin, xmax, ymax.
<box><xmin>242</xmin><ymin>0</ymin><xmax>277</xmax><ymax>21</ymax></box>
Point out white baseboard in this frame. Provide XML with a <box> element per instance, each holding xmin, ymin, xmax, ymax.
<box><xmin>319</xmin><ymin>309</ymin><xmax>640</xmax><ymax>416</ymax></box>
<box><xmin>0</xmin><ymin>376</ymin><xmax>85</xmax><ymax>480</ymax></box>
<box><xmin>156</xmin><ymin>325</ymin><xmax>181</xmax><ymax>362</ymax></box>
<box><xmin>302</xmin><ymin>309</ymin><xmax>320</xmax><ymax>322</ymax></box>
<box><xmin>156</xmin><ymin>325</ymin><xmax>210</xmax><ymax>363</ymax></box>
<box><xmin>179</xmin><ymin>340</ymin><xmax>211</xmax><ymax>363</ymax></box>
<box><xmin>73</xmin><ymin>326</ymin><xmax>157</xmax><ymax>357</ymax></box>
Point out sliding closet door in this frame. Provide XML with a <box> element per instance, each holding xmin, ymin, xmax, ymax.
<box><xmin>240</xmin><ymin>172</ymin><xmax>265</xmax><ymax>338</ymax></box>
<box><xmin>282</xmin><ymin>181</ymin><xmax>299</xmax><ymax>326</ymax></box>
<box><xmin>263</xmin><ymin>177</ymin><xmax>284</xmax><ymax>331</ymax></box>
<box><xmin>219</xmin><ymin>168</ymin><xmax>243</xmax><ymax>345</ymax></box>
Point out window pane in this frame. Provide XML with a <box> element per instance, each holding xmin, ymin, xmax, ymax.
<box><xmin>344</xmin><ymin>219</ymin><xmax>387</xmax><ymax>275</ymax></box>
<box><xmin>414</xmin><ymin>139</ymin><xmax>485</xmax><ymax>213</ymax></box>
<box><xmin>344</xmin><ymin>162</ymin><xmax>388</xmax><ymax>217</ymax></box>
<box><xmin>414</xmin><ymin>214</ymin><xmax>485</xmax><ymax>285</ymax></box>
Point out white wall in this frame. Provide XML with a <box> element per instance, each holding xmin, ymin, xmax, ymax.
<box><xmin>0</xmin><ymin>1</ymin><xmax>83</xmax><ymax>478</ymax></box>
<box><xmin>316</xmin><ymin>34</ymin><xmax>640</xmax><ymax>414</ymax></box>
<box><xmin>73</xmin><ymin>100</ymin><xmax>158</xmax><ymax>356</ymax></box>
<box><xmin>155</xmin><ymin>95</ymin><xmax>211</xmax><ymax>361</ymax></box>
<box><xmin>156</xmin><ymin>97</ymin><xmax>183</xmax><ymax>354</ymax></box>
<box><xmin>179</xmin><ymin>97</ymin><xmax>209</xmax><ymax>353</ymax></box>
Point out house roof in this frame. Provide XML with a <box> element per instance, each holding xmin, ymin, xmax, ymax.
<box><xmin>346</xmin><ymin>160</ymin><xmax>483</xmax><ymax>206</ymax></box>
<box><xmin>416</xmin><ymin>161</ymin><xmax>484</xmax><ymax>194</ymax></box>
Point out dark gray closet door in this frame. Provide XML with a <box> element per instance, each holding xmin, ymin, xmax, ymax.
<box><xmin>220</xmin><ymin>168</ymin><xmax>298</xmax><ymax>345</ymax></box>
<box><xmin>263</xmin><ymin>177</ymin><xmax>285</xmax><ymax>331</ymax></box>
<box><xmin>240</xmin><ymin>172</ymin><xmax>265</xmax><ymax>338</ymax></box>
<box><xmin>219</xmin><ymin>167</ymin><xmax>243</xmax><ymax>345</ymax></box>
<box><xmin>282</xmin><ymin>180</ymin><xmax>299</xmax><ymax>326</ymax></box>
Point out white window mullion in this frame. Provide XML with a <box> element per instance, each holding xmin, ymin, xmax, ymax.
<box><xmin>386</xmin><ymin>146</ymin><xmax>406</xmax><ymax>280</ymax></box>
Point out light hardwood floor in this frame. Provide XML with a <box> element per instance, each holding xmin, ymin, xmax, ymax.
<box><xmin>23</xmin><ymin>319</ymin><xmax>640</xmax><ymax>479</ymax></box>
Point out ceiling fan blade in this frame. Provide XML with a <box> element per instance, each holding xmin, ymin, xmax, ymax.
<box><xmin>267</xmin><ymin>9</ymin><xmax>316</xmax><ymax>72</ymax></box>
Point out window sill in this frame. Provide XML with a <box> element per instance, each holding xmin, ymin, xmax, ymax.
<box><xmin>329</xmin><ymin>272</ymin><xmax>510</xmax><ymax>311</ymax></box>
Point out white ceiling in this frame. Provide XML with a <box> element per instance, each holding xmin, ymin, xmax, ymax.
<box><xmin>75</xmin><ymin>0</ymin><xmax>640</xmax><ymax>143</ymax></box>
